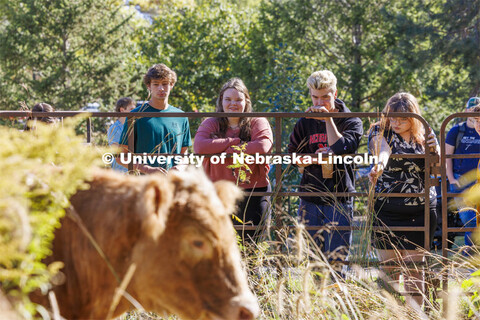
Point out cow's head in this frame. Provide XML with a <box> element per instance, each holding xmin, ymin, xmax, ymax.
<box><xmin>130</xmin><ymin>168</ymin><xmax>259</xmax><ymax>320</ymax></box>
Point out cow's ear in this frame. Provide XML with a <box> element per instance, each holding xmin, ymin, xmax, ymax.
<box><xmin>141</xmin><ymin>175</ymin><xmax>173</xmax><ymax>238</ymax></box>
<box><xmin>213</xmin><ymin>180</ymin><xmax>243</xmax><ymax>214</ymax></box>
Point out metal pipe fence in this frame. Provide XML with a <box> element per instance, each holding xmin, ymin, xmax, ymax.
<box><xmin>4</xmin><ymin>110</ymin><xmax>480</xmax><ymax>257</ymax></box>
<box><xmin>0</xmin><ymin>110</ymin><xmax>441</xmax><ymax>249</ymax></box>
<box><xmin>4</xmin><ymin>109</ymin><xmax>480</xmax><ymax>312</ymax></box>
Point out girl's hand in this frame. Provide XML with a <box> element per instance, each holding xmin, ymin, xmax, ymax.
<box><xmin>141</xmin><ymin>165</ymin><xmax>167</xmax><ymax>175</ymax></box>
<box><xmin>368</xmin><ymin>163</ymin><xmax>384</xmax><ymax>184</ymax></box>
<box><xmin>426</xmin><ymin>132</ymin><xmax>437</xmax><ymax>151</ymax></box>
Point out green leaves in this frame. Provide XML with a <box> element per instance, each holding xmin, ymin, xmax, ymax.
<box><xmin>227</xmin><ymin>143</ymin><xmax>253</xmax><ymax>184</ymax></box>
<box><xmin>137</xmin><ymin>1</ymin><xmax>259</xmax><ymax>112</ymax></box>
<box><xmin>0</xmin><ymin>0</ymin><xmax>139</xmax><ymax>111</ymax></box>
<box><xmin>0</xmin><ymin>119</ymin><xmax>103</xmax><ymax>316</ymax></box>
<box><xmin>462</xmin><ymin>269</ymin><xmax>480</xmax><ymax>318</ymax></box>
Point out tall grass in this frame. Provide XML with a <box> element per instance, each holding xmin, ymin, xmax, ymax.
<box><xmin>120</xmin><ymin>166</ymin><xmax>480</xmax><ymax>320</ymax></box>
<box><xmin>121</xmin><ymin>227</ymin><xmax>479</xmax><ymax>319</ymax></box>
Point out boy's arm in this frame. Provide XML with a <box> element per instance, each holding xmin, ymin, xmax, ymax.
<box><xmin>445</xmin><ymin>126</ymin><xmax>460</xmax><ymax>187</ymax></box>
<box><xmin>445</xmin><ymin>143</ymin><xmax>459</xmax><ymax>187</ymax></box>
<box><xmin>329</xmin><ymin>118</ymin><xmax>363</xmax><ymax>155</ymax></box>
<box><xmin>116</xmin><ymin>143</ymin><xmax>167</xmax><ymax>174</ymax></box>
<box><xmin>287</xmin><ymin>119</ymin><xmax>315</xmax><ymax>168</ymax></box>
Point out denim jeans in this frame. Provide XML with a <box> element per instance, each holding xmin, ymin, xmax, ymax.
<box><xmin>450</xmin><ymin>173</ymin><xmax>476</xmax><ymax>246</ymax></box>
<box><xmin>298</xmin><ymin>199</ymin><xmax>353</xmax><ymax>258</ymax></box>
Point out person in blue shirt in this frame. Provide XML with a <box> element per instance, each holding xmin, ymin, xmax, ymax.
<box><xmin>446</xmin><ymin>97</ymin><xmax>480</xmax><ymax>248</ymax></box>
<box><xmin>118</xmin><ymin>64</ymin><xmax>192</xmax><ymax>174</ymax></box>
<box><xmin>107</xmin><ymin>97</ymin><xmax>136</xmax><ymax>172</ymax></box>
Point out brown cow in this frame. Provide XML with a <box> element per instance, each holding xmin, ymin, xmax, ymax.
<box><xmin>35</xmin><ymin>168</ymin><xmax>259</xmax><ymax>319</ymax></box>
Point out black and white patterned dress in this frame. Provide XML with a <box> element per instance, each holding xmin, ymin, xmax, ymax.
<box><xmin>369</xmin><ymin>126</ymin><xmax>437</xmax><ymax>250</ymax></box>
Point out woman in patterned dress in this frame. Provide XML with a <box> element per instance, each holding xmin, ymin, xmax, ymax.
<box><xmin>368</xmin><ymin>92</ymin><xmax>439</xmax><ymax>307</ymax></box>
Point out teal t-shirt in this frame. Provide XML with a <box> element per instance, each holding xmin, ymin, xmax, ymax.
<box><xmin>119</xmin><ymin>103</ymin><xmax>192</xmax><ymax>169</ymax></box>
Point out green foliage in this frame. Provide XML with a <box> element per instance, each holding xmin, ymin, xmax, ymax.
<box><xmin>226</xmin><ymin>143</ymin><xmax>253</xmax><ymax>185</ymax></box>
<box><xmin>257</xmin><ymin>0</ymin><xmax>426</xmax><ymax>111</ymax></box>
<box><xmin>137</xmin><ymin>1</ymin><xmax>258</xmax><ymax>112</ymax></box>
<box><xmin>0</xmin><ymin>119</ymin><xmax>103</xmax><ymax>316</ymax></box>
<box><xmin>378</xmin><ymin>0</ymin><xmax>475</xmax><ymax>131</ymax></box>
<box><xmin>431</xmin><ymin>0</ymin><xmax>480</xmax><ymax>96</ymax></box>
<box><xmin>128</xmin><ymin>0</ymin><xmax>196</xmax><ymax>16</ymax></box>
<box><xmin>462</xmin><ymin>269</ymin><xmax>480</xmax><ymax>318</ymax></box>
<box><xmin>0</xmin><ymin>0</ymin><xmax>140</xmax><ymax>110</ymax></box>
<box><xmin>253</xmin><ymin>0</ymin><xmax>478</xmax><ymax>132</ymax></box>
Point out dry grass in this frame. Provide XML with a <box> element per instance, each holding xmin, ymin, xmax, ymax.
<box><xmin>119</xmin><ymin>218</ymin><xmax>480</xmax><ymax>319</ymax></box>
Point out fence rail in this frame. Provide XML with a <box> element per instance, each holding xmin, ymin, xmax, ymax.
<box><xmin>2</xmin><ymin>110</ymin><xmax>480</xmax><ymax>257</ymax></box>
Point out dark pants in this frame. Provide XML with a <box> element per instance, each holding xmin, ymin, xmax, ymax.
<box><xmin>233</xmin><ymin>184</ymin><xmax>271</xmax><ymax>241</ymax></box>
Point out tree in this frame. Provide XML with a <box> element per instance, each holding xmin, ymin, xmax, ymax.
<box><xmin>0</xmin><ymin>0</ymin><xmax>140</xmax><ymax>110</ymax></box>
<box><xmin>138</xmin><ymin>1</ymin><xmax>258</xmax><ymax>112</ymax></box>
<box><xmin>256</xmin><ymin>0</ymin><xmax>436</xmax><ymax>111</ymax></box>
<box><xmin>377</xmin><ymin>0</ymin><xmax>477</xmax><ymax>127</ymax></box>
<box><xmin>431</xmin><ymin>0</ymin><xmax>480</xmax><ymax>96</ymax></box>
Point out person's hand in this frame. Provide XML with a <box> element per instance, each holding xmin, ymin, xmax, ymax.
<box><xmin>297</xmin><ymin>162</ymin><xmax>310</xmax><ymax>168</ymax></box>
<box><xmin>449</xmin><ymin>178</ymin><xmax>461</xmax><ymax>189</ymax></box>
<box><xmin>426</xmin><ymin>132</ymin><xmax>437</xmax><ymax>153</ymax></box>
<box><xmin>315</xmin><ymin>146</ymin><xmax>331</xmax><ymax>154</ymax></box>
<box><xmin>305</xmin><ymin>106</ymin><xmax>330</xmax><ymax>121</ymax></box>
<box><xmin>297</xmin><ymin>155</ymin><xmax>313</xmax><ymax>169</ymax></box>
<box><xmin>171</xmin><ymin>164</ymin><xmax>187</xmax><ymax>172</ymax></box>
<box><xmin>142</xmin><ymin>165</ymin><xmax>167</xmax><ymax>175</ymax></box>
<box><xmin>368</xmin><ymin>163</ymin><xmax>384</xmax><ymax>184</ymax></box>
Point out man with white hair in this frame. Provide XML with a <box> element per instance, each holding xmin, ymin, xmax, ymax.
<box><xmin>288</xmin><ymin>70</ymin><xmax>363</xmax><ymax>260</ymax></box>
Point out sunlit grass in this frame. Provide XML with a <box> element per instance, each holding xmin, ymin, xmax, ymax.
<box><xmin>120</xmin><ymin>173</ymin><xmax>480</xmax><ymax>320</ymax></box>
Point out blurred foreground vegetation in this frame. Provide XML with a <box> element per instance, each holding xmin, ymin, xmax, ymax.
<box><xmin>0</xmin><ymin>120</ymin><xmax>103</xmax><ymax>317</ymax></box>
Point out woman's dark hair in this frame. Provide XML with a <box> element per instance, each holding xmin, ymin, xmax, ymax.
<box><xmin>215</xmin><ymin>78</ymin><xmax>252</xmax><ymax>141</ymax></box>
<box><xmin>24</xmin><ymin>103</ymin><xmax>57</xmax><ymax>130</ymax></box>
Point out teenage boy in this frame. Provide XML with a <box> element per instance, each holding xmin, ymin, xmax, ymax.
<box><xmin>119</xmin><ymin>64</ymin><xmax>192</xmax><ymax>174</ymax></box>
<box><xmin>108</xmin><ymin>97</ymin><xmax>136</xmax><ymax>172</ymax></box>
<box><xmin>446</xmin><ymin>96</ymin><xmax>480</xmax><ymax>248</ymax></box>
<box><xmin>288</xmin><ymin>70</ymin><xmax>363</xmax><ymax>259</ymax></box>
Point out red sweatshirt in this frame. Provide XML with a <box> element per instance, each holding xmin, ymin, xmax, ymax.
<box><xmin>194</xmin><ymin>117</ymin><xmax>273</xmax><ymax>189</ymax></box>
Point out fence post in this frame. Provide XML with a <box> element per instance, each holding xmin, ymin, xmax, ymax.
<box><xmin>86</xmin><ymin>117</ymin><xmax>92</xmax><ymax>144</ymax></box>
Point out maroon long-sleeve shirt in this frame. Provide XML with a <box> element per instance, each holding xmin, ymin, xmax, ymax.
<box><xmin>194</xmin><ymin>117</ymin><xmax>273</xmax><ymax>189</ymax></box>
